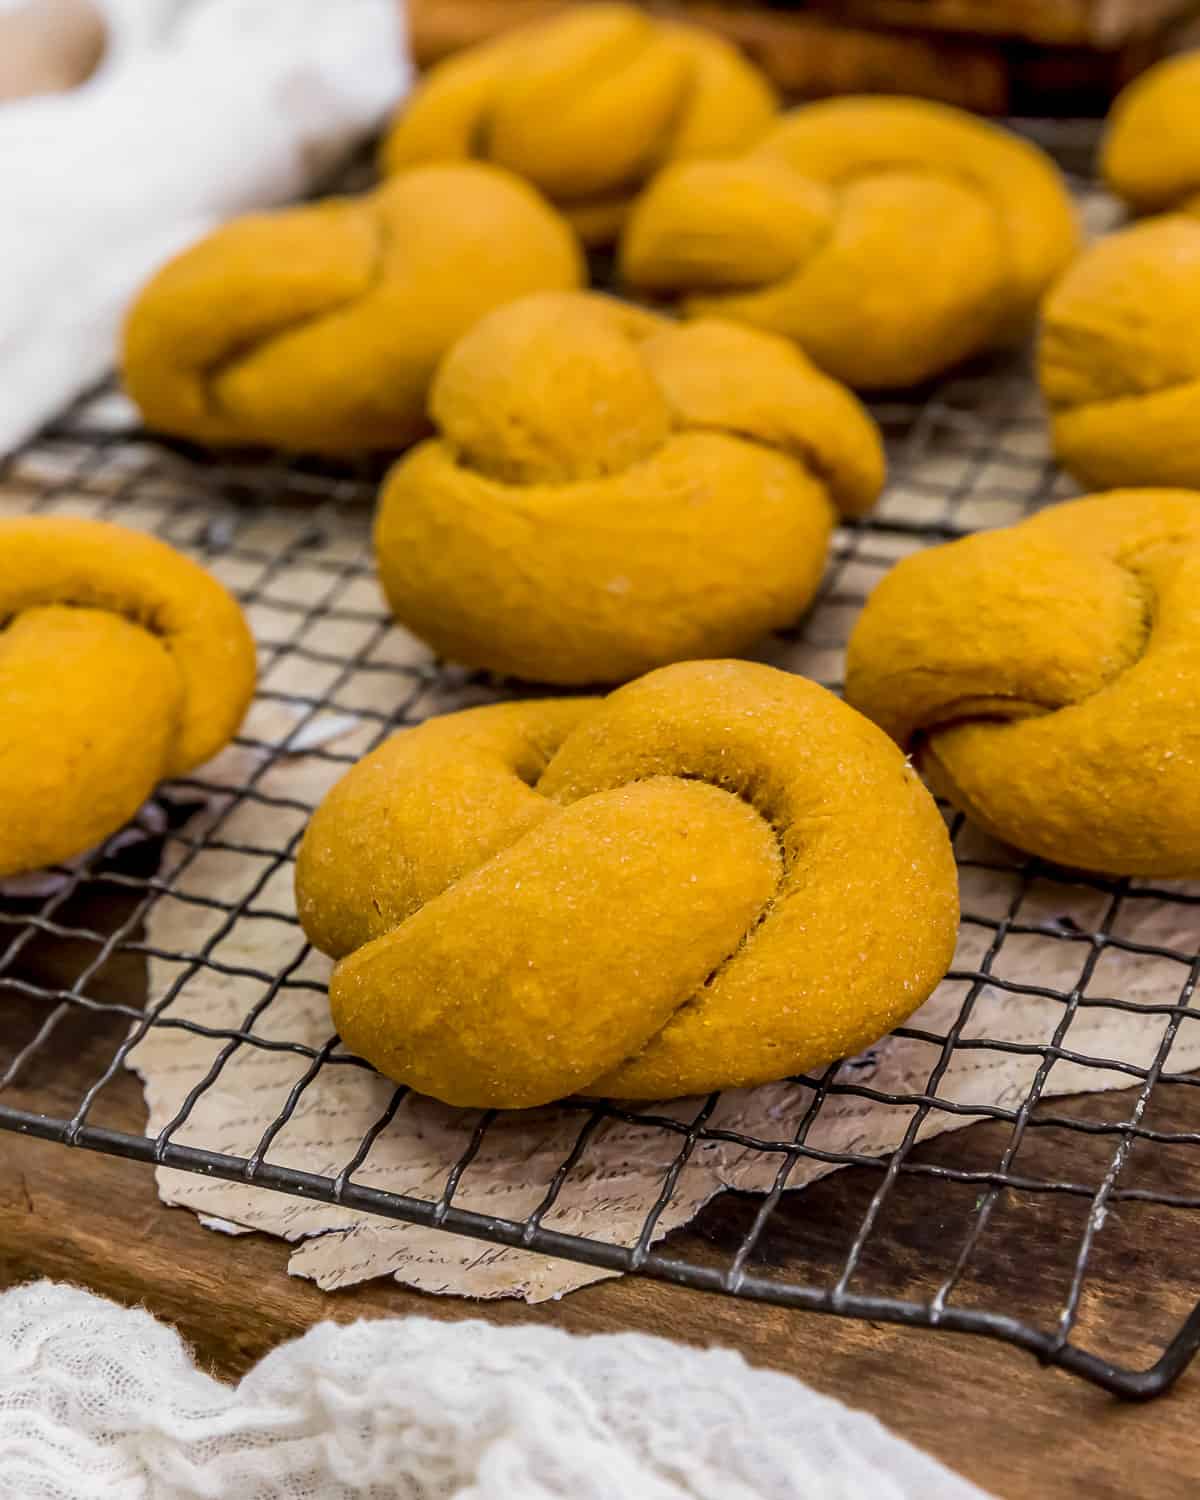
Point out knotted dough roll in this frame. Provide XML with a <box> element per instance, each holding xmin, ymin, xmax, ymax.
<box><xmin>0</xmin><ymin>518</ymin><xmax>255</xmax><ymax>878</ymax></box>
<box><xmin>846</xmin><ymin>490</ymin><xmax>1200</xmax><ymax>876</ymax></box>
<box><xmin>621</xmin><ymin>96</ymin><xmax>1080</xmax><ymax>389</ymax></box>
<box><xmin>1039</xmin><ymin>215</ymin><xmax>1200</xmax><ymax>490</ymax></box>
<box><xmin>296</xmin><ymin>659</ymin><xmax>959</xmax><ymax>1108</ymax></box>
<box><xmin>380</xmin><ymin>3</ymin><xmax>777</xmax><ymax>245</ymax></box>
<box><xmin>374</xmin><ymin>290</ymin><xmax>884</xmax><ymax>684</ymax></box>
<box><xmin>1101</xmin><ymin>53</ymin><xmax>1200</xmax><ymax>218</ymax></box>
<box><xmin>123</xmin><ymin>164</ymin><xmax>584</xmax><ymax>454</ymax></box>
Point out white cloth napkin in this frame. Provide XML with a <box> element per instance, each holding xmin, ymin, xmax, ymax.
<box><xmin>0</xmin><ymin>0</ymin><xmax>409</xmax><ymax>455</ymax></box>
<box><xmin>0</xmin><ymin>1280</ymin><xmax>989</xmax><ymax>1499</ymax></box>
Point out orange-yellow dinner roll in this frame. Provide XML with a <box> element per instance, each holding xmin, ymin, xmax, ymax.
<box><xmin>0</xmin><ymin>517</ymin><xmax>255</xmax><ymax>877</ymax></box>
<box><xmin>846</xmin><ymin>490</ymin><xmax>1200</xmax><ymax>876</ymax></box>
<box><xmin>1039</xmin><ymin>215</ymin><xmax>1200</xmax><ymax>490</ymax></box>
<box><xmin>374</xmin><ymin>290</ymin><xmax>884</xmax><ymax>684</ymax></box>
<box><xmin>380</xmin><ymin>3</ymin><xmax>777</xmax><ymax>244</ymax></box>
<box><xmin>621</xmin><ymin>96</ymin><xmax>1080</xmax><ymax>389</ymax></box>
<box><xmin>296</xmin><ymin>659</ymin><xmax>959</xmax><ymax>1108</ymax></box>
<box><xmin>123</xmin><ymin>164</ymin><xmax>584</xmax><ymax>454</ymax></box>
<box><xmin>1101</xmin><ymin>52</ymin><xmax>1200</xmax><ymax>218</ymax></box>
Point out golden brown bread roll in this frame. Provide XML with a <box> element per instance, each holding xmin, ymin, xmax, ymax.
<box><xmin>380</xmin><ymin>3</ymin><xmax>777</xmax><ymax>244</ymax></box>
<box><xmin>846</xmin><ymin>490</ymin><xmax>1200</xmax><ymax>876</ymax></box>
<box><xmin>1039</xmin><ymin>215</ymin><xmax>1200</xmax><ymax>490</ymax></box>
<box><xmin>373</xmin><ymin>290</ymin><xmax>885</xmax><ymax>684</ymax></box>
<box><xmin>0</xmin><ymin>518</ymin><xmax>255</xmax><ymax>879</ymax></box>
<box><xmin>296</xmin><ymin>659</ymin><xmax>959</xmax><ymax>1107</ymax></box>
<box><xmin>123</xmin><ymin>164</ymin><xmax>584</xmax><ymax>454</ymax></box>
<box><xmin>1101</xmin><ymin>53</ymin><xmax>1200</xmax><ymax>218</ymax></box>
<box><xmin>621</xmin><ymin>96</ymin><xmax>1080</xmax><ymax>389</ymax></box>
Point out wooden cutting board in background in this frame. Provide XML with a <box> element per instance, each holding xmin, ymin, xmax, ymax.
<box><xmin>799</xmin><ymin>0</ymin><xmax>1192</xmax><ymax>45</ymax></box>
<box><xmin>407</xmin><ymin>0</ymin><xmax>1200</xmax><ymax>113</ymax></box>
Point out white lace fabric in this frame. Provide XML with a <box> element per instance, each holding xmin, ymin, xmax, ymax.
<box><xmin>0</xmin><ymin>1281</ymin><xmax>989</xmax><ymax>1499</ymax></box>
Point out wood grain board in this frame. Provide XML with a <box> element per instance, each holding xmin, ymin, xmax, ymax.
<box><xmin>797</xmin><ymin>0</ymin><xmax>1195</xmax><ymax>45</ymax></box>
<box><xmin>2</xmin><ymin>886</ymin><xmax>1199</xmax><ymax>1498</ymax></box>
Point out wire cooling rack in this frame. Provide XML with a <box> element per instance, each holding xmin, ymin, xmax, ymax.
<box><xmin>3</xmin><ymin>169</ymin><xmax>1200</xmax><ymax>1401</ymax></box>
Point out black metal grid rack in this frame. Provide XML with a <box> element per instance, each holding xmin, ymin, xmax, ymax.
<box><xmin>3</xmin><ymin>158</ymin><xmax>1200</xmax><ymax>1399</ymax></box>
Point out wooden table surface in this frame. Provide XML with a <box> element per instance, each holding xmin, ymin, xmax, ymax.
<box><xmin>3</xmin><ymin>908</ymin><xmax>1199</xmax><ymax>1498</ymax></box>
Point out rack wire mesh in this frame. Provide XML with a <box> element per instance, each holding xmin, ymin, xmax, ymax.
<box><xmin>3</xmin><ymin>152</ymin><xmax>1200</xmax><ymax>1400</ymax></box>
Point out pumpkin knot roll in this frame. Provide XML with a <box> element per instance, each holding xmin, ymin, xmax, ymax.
<box><xmin>380</xmin><ymin>3</ymin><xmax>777</xmax><ymax>245</ymax></box>
<box><xmin>621</xmin><ymin>97</ymin><xmax>1080</xmax><ymax>389</ymax></box>
<box><xmin>1039</xmin><ymin>215</ymin><xmax>1200</xmax><ymax>490</ymax></box>
<box><xmin>296</xmin><ymin>659</ymin><xmax>958</xmax><ymax>1108</ymax></box>
<box><xmin>123</xmin><ymin>164</ymin><xmax>584</xmax><ymax>454</ymax></box>
<box><xmin>1102</xmin><ymin>53</ymin><xmax>1200</xmax><ymax>218</ymax></box>
<box><xmin>375</xmin><ymin>290</ymin><xmax>885</xmax><ymax>684</ymax></box>
<box><xmin>846</xmin><ymin>490</ymin><xmax>1200</xmax><ymax>876</ymax></box>
<box><xmin>0</xmin><ymin>518</ymin><xmax>255</xmax><ymax>878</ymax></box>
